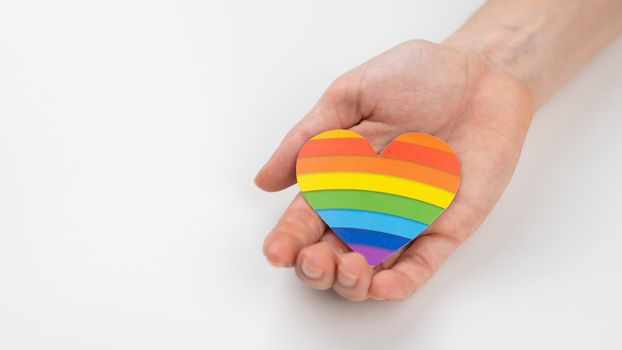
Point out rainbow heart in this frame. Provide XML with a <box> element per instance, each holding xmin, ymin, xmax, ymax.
<box><xmin>296</xmin><ymin>129</ymin><xmax>461</xmax><ymax>266</ymax></box>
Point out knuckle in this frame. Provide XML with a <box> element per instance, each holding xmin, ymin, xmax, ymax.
<box><xmin>326</xmin><ymin>73</ymin><xmax>357</xmax><ymax>101</ymax></box>
<box><xmin>287</xmin><ymin>127</ymin><xmax>311</xmax><ymax>146</ymax></box>
<box><xmin>281</xmin><ymin>208</ymin><xmax>311</xmax><ymax>229</ymax></box>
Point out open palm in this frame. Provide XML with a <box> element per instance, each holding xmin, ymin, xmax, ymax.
<box><xmin>256</xmin><ymin>40</ymin><xmax>534</xmax><ymax>301</ymax></box>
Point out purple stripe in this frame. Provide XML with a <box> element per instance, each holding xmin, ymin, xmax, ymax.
<box><xmin>349</xmin><ymin>244</ymin><xmax>396</xmax><ymax>266</ymax></box>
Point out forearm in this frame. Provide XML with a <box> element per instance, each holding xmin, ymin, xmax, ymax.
<box><xmin>444</xmin><ymin>0</ymin><xmax>622</xmax><ymax>108</ymax></box>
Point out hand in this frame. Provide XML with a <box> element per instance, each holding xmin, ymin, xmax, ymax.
<box><xmin>255</xmin><ymin>39</ymin><xmax>533</xmax><ymax>301</ymax></box>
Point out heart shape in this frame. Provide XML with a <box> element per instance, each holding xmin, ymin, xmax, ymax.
<box><xmin>296</xmin><ymin>129</ymin><xmax>461</xmax><ymax>266</ymax></box>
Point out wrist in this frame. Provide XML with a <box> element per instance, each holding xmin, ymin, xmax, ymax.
<box><xmin>443</xmin><ymin>0</ymin><xmax>622</xmax><ymax>110</ymax></box>
<box><xmin>443</xmin><ymin>27</ymin><xmax>541</xmax><ymax>108</ymax></box>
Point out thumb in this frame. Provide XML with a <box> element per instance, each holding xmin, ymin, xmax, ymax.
<box><xmin>255</xmin><ymin>75</ymin><xmax>362</xmax><ymax>191</ymax></box>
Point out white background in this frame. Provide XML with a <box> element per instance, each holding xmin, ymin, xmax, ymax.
<box><xmin>1</xmin><ymin>1</ymin><xmax>621</xmax><ymax>349</ymax></box>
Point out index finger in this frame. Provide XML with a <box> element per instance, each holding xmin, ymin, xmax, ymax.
<box><xmin>263</xmin><ymin>193</ymin><xmax>327</xmax><ymax>267</ymax></box>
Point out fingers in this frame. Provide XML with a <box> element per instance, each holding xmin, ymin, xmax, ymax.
<box><xmin>255</xmin><ymin>75</ymin><xmax>362</xmax><ymax>192</ymax></box>
<box><xmin>369</xmin><ymin>232</ymin><xmax>461</xmax><ymax>301</ymax></box>
<box><xmin>264</xmin><ymin>193</ymin><xmax>461</xmax><ymax>301</ymax></box>
<box><xmin>294</xmin><ymin>230</ymin><xmax>460</xmax><ymax>301</ymax></box>
<box><xmin>294</xmin><ymin>230</ymin><xmax>372</xmax><ymax>301</ymax></box>
<box><xmin>333</xmin><ymin>252</ymin><xmax>373</xmax><ymax>301</ymax></box>
<box><xmin>264</xmin><ymin>193</ymin><xmax>462</xmax><ymax>301</ymax></box>
<box><xmin>263</xmin><ymin>193</ymin><xmax>373</xmax><ymax>301</ymax></box>
<box><xmin>295</xmin><ymin>241</ymin><xmax>336</xmax><ymax>289</ymax></box>
<box><xmin>263</xmin><ymin>193</ymin><xmax>326</xmax><ymax>267</ymax></box>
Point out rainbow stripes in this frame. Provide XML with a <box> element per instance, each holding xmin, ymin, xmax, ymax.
<box><xmin>296</xmin><ymin>129</ymin><xmax>461</xmax><ymax>266</ymax></box>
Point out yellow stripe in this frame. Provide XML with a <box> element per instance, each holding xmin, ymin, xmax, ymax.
<box><xmin>311</xmin><ymin>129</ymin><xmax>363</xmax><ymax>140</ymax></box>
<box><xmin>297</xmin><ymin>172</ymin><xmax>455</xmax><ymax>208</ymax></box>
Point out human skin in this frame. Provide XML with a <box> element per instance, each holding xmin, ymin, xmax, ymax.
<box><xmin>255</xmin><ymin>0</ymin><xmax>622</xmax><ymax>301</ymax></box>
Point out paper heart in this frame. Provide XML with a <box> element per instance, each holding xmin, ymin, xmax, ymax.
<box><xmin>296</xmin><ymin>129</ymin><xmax>461</xmax><ymax>266</ymax></box>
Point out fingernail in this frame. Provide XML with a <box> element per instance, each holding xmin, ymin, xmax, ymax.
<box><xmin>270</xmin><ymin>260</ymin><xmax>291</xmax><ymax>268</ymax></box>
<box><xmin>371</xmin><ymin>295</ymin><xmax>385</xmax><ymax>301</ymax></box>
<box><xmin>267</xmin><ymin>256</ymin><xmax>293</xmax><ymax>268</ymax></box>
<box><xmin>337</xmin><ymin>268</ymin><xmax>357</xmax><ymax>288</ymax></box>
<box><xmin>301</xmin><ymin>261</ymin><xmax>323</xmax><ymax>279</ymax></box>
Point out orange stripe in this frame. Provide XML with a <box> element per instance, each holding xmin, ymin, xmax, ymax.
<box><xmin>394</xmin><ymin>133</ymin><xmax>455</xmax><ymax>153</ymax></box>
<box><xmin>296</xmin><ymin>155</ymin><xmax>460</xmax><ymax>193</ymax></box>
<box><xmin>298</xmin><ymin>138</ymin><xmax>376</xmax><ymax>157</ymax></box>
<box><xmin>381</xmin><ymin>141</ymin><xmax>460</xmax><ymax>175</ymax></box>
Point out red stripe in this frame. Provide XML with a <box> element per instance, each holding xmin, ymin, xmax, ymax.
<box><xmin>298</xmin><ymin>138</ymin><xmax>376</xmax><ymax>157</ymax></box>
<box><xmin>381</xmin><ymin>141</ymin><xmax>460</xmax><ymax>175</ymax></box>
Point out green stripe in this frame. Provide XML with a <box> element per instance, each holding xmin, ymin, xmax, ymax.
<box><xmin>302</xmin><ymin>189</ymin><xmax>444</xmax><ymax>224</ymax></box>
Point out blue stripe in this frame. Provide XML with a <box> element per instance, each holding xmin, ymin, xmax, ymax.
<box><xmin>333</xmin><ymin>228</ymin><xmax>411</xmax><ymax>250</ymax></box>
<box><xmin>316</xmin><ymin>208</ymin><xmax>428</xmax><ymax>239</ymax></box>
